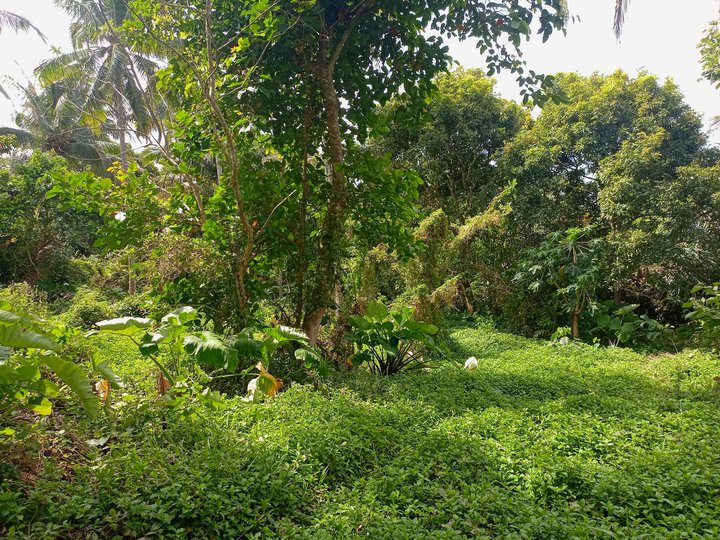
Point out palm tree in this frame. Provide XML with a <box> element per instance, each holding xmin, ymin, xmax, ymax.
<box><xmin>0</xmin><ymin>10</ymin><xmax>46</xmax><ymax>98</ymax></box>
<box><xmin>37</xmin><ymin>0</ymin><xmax>158</xmax><ymax>170</ymax></box>
<box><xmin>6</xmin><ymin>79</ymin><xmax>116</xmax><ymax>173</ymax></box>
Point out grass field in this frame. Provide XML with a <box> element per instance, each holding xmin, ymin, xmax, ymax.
<box><xmin>3</xmin><ymin>321</ymin><xmax>720</xmax><ymax>539</ymax></box>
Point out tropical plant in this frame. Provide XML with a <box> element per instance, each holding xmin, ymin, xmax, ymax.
<box><xmin>0</xmin><ymin>301</ymin><xmax>101</xmax><ymax>434</ymax></box>
<box><xmin>92</xmin><ymin>306</ymin><xmax>325</xmax><ymax>400</ymax></box>
<box><xmin>0</xmin><ymin>9</ymin><xmax>46</xmax><ymax>99</ymax></box>
<box><xmin>684</xmin><ymin>283</ymin><xmax>720</xmax><ymax>353</ymax></box>
<box><xmin>38</xmin><ymin>0</ymin><xmax>160</xmax><ymax>170</ymax></box>
<box><xmin>347</xmin><ymin>300</ymin><xmax>442</xmax><ymax>375</ymax></box>
<box><xmin>591</xmin><ymin>302</ymin><xmax>666</xmax><ymax>347</ymax></box>
<box><xmin>514</xmin><ymin>226</ymin><xmax>606</xmax><ymax>339</ymax></box>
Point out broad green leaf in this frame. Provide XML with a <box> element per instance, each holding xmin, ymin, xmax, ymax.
<box><xmin>347</xmin><ymin>315</ymin><xmax>372</xmax><ymax>330</ymax></box>
<box><xmin>43</xmin><ymin>355</ymin><xmax>99</xmax><ymax>419</ymax></box>
<box><xmin>28</xmin><ymin>396</ymin><xmax>52</xmax><ymax>416</ymax></box>
<box><xmin>264</xmin><ymin>326</ymin><xmax>308</xmax><ymax>344</ymax></box>
<box><xmin>183</xmin><ymin>332</ymin><xmax>239</xmax><ymax>372</ymax></box>
<box><xmin>295</xmin><ymin>347</ymin><xmax>328</xmax><ymax>377</ymax></box>
<box><xmin>0</xmin><ymin>324</ymin><xmax>58</xmax><ymax>351</ymax></box>
<box><xmin>0</xmin><ymin>310</ymin><xmax>22</xmax><ymax>325</ymax></box>
<box><xmin>366</xmin><ymin>300</ymin><xmax>388</xmax><ymax>322</ymax></box>
<box><xmin>95</xmin><ymin>317</ymin><xmax>151</xmax><ymax>335</ymax></box>
<box><xmin>350</xmin><ymin>350</ymin><xmax>371</xmax><ymax>367</ymax></box>
<box><xmin>161</xmin><ymin>306</ymin><xmax>198</xmax><ymax>326</ymax></box>
<box><xmin>227</xmin><ymin>336</ymin><xmax>264</xmax><ymax>359</ymax></box>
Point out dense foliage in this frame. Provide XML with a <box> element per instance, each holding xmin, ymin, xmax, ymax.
<box><xmin>2</xmin><ymin>2</ymin><xmax>720</xmax><ymax>538</ymax></box>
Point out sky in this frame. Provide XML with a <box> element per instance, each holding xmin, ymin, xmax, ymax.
<box><xmin>1</xmin><ymin>0</ymin><xmax>720</xmax><ymax>141</ymax></box>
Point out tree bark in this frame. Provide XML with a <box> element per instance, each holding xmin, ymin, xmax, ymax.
<box><xmin>302</xmin><ymin>43</ymin><xmax>349</xmax><ymax>344</ymax></box>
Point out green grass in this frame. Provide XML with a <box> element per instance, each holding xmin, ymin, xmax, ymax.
<box><xmin>3</xmin><ymin>322</ymin><xmax>720</xmax><ymax>538</ymax></box>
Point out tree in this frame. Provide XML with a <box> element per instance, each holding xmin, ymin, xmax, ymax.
<box><xmin>500</xmin><ymin>71</ymin><xmax>705</xmax><ymax>242</ymax></box>
<box><xmin>8</xmin><ymin>80</ymin><xmax>116</xmax><ymax>173</ymax></box>
<box><xmin>137</xmin><ymin>0</ymin><xmax>568</xmax><ymax>343</ymax></box>
<box><xmin>38</xmin><ymin>0</ymin><xmax>159</xmax><ymax>171</ymax></box>
<box><xmin>0</xmin><ymin>152</ymin><xmax>100</xmax><ymax>286</ymax></box>
<box><xmin>377</xmin><ymin>68</ymin><xmax>528</xmax><ymax>221</ymax></box>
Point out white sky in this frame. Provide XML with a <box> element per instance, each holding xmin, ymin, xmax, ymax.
<box><xmin>1</xmin><ymin>0</ymin><xmax>720</xmax><ymax>142</ymax></box>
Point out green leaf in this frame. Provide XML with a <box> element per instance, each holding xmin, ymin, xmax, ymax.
<box><xmin>404</xmin><ymin>320</ymin><xmax>438</xmax><ymax>335</ymax></box>
<box><xmin>351</xmin><ymin>350</ymin><xmax>371</xmax><ymax>366</ymax></box>
<box><xmin>295</xmin><ymin>347</ymin><xmax>328</xmax><ymax>377</ymax></box>
<box><xmin>161</xmin><ymin>306</ymin><xmax>198</xmax><ymax>326</ymax></box>
<box><xmin>366</xmin><ymin>300</ymin><xmax>388</xmax><ymax>322</ymax></box>
<box><xmin>95</xmin><ymin>317</ymin><xmax>151</xmax><ymax>335</ymax></box>
<box><xmin>264</xmin><ymin>326</ymin><xmax>308</xmax><ymax>344</ymax></box>
<box><xmin>183</xmin><ymin>332</ymin><xmax>239</xmax><ymax>372</ymax></box>
<box><xmin>348</xmin><ymin>315</ymin><xmax>372</xmax><ymax>330</ymax></box>
<box><xmin>28</xmin><ymin>396</ymin><xmax>52</xmax><ymax>416</ymax></box>
<box><xmin>0</xmin><ymin>324</ymin><xmax>58</xmax><ymax>351</ymax></box>
<box><xmin>43</xmin><ymin>355</ymin><xmax>99</xmax><ymax>419</ymax></box>
<box><xmin>0</xmin><ymin>310</ymin><xmax>22</xmax><ymax>325</ymax></box>
<box><xmin>95</xmin><ymin>361</ymin><xmax>124</xmax><ymax>389</ymax></box>
<box><xmin>227</xmin><ymin>336</ymin><xmax>264</xmax><ymax>359</ymax></box>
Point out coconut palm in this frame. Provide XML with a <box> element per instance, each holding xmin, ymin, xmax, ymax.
<box><xmin>0</xmin><ymin>10</ymin><xmax>46</xmax><ymax>99</ymax></box>
<box><xmin>36</xmin><ymin>0</ymin><xmax>158</xmax><ymax>170</ymax></box>
<box><xmin>7</xmin><ymin>79</ymin><xmax>116</xmax><ymax>173</ymax></box>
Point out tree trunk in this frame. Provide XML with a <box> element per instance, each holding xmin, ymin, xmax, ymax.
<box><xmin>302</xmin><ymin>50</ymin><xmax>349</xmax><ymax>344</ymax></box>
<box><xmin>571</xmin><ymin>305</ymin><xmax>581</xmax><ymax>340</ymax></box>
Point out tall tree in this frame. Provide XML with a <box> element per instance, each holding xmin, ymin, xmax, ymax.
<box><xmin>127</xmin><ymin>0</ymin><xmax>569</xmax><ymax>342</ymax></box>
<box><xmin>37</xmin><ymin>0</ymin><xmax>159</xmax><ymax>171</ymax></box>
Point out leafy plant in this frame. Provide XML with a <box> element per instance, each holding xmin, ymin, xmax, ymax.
<box><xmin>92</xmin><ymin>307</ymin><xmax>326</xmax><ymax>400</ymax></box>
<box><xmin>591</xmin><ymin>302</ymin><xmax>666</xmax><ymax>347</ymax></box>
<box><xmin>684</xmin><ymin>283</ymin><xmax>720</xmax><ymax>352</ymax></box>
<box><xmin>347</xmin><ymin>300</ymin><xmax>442</xmax><ymax>375</ymax></box>
<box><xmin>0</xmin><ymin>302</ymin><xmax>100</xmax><ymax>431</ymax></box>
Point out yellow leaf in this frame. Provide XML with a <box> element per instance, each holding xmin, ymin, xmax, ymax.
<box><xmin>254</xmin><ymin>362</ymin><xmax>283</xmax><ymax>398</ymax></box>
<box><xmin>95</xmin><ymin>379</ymin><xmax>111</xmax><ymax>403</ymax></box>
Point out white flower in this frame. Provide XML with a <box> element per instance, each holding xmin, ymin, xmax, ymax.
<box><xmin>114</xmin><ymin>211</ymin><xmax>127</xmax><ymax>222</ymax></box>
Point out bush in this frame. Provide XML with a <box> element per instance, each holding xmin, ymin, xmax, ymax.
<box><xmin>684</xmin><ymin>283</ymin><xmax>720</xmax><ymax>353</ymax></box>
<box><xmin>57</xmin><ymin>288</ymin><xmax>112</xmax><ymax>329</ymax></box>
<box><xmin>347</xmin><ymin>300</ymin><xmax>442</xmax><ymax>375</ymax></box>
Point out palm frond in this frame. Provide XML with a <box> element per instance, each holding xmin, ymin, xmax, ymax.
<box><xmin>0</xmin><ymin>9</ymin><xmax>46</xmax><ymax>41</ymax></box>
<box><xmin>614</xmin><ymin>0</ymin><xmax>629</xmax><ymax>39</ymax></box>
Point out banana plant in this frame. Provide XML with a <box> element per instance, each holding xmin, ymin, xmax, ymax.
<box><xmin>0</xmin><ymin>302</ymin><xmax>100</xmax><ymax>429</ymax></box>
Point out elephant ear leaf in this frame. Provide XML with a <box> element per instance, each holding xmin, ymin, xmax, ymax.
<box><xmin>161</xmin><ymin>306</ymin><xmax>199</xmax><ymax>326</ymax></box>
<box><xmin>0</xmin><ymin>323</ymin><xmax>58</xmax><ymax>351</ymax></box>
<box><xmin>227</xmin><ymin>335</ymin><xmax>264</xmax><ymax>359</ymax></box>
<box><xmin>183</xmin><ymin>331</ymin><xmax>239</xmax><ymax>372</ymax></box>
<box><xmin>43</xmin><ymin>355</ymin><xmax>99</xmax><ymax>419</ymax></box>
<box><xmin>264</xmin><ymin>326</ymin><xmax>308</xmax><ymax>344</ymax></box>
<box><xmin>95</xmin><ymin>317</ymin><xmax>151</xmax><ymax>335</ymax></box>
<box><xmin>254</xmin><ymin>362</ymin><xmax>283</xmax><ymax>399</ymax></box>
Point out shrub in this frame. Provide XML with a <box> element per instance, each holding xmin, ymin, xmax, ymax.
<box><xmin>591</xmin><ymin>302</ymin><xmax>667</xmax><ymax>347</ymax></box>
<box><xmin>58</xmin><ymin>287</ymin><xmax>112</xmax><ymax>329</ymax></box>
<box><xmin>684</xmin><ymin>283</ymin><xmax>720</xmax><ymax>352</ymax></box>
<box><xmin>347</xmin><ymin>300</ymin><xmax>442</xmax><ymax>375</ymax></box>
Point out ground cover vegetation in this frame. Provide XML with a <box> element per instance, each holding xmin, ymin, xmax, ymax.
<box><xmin>2</xmin><ymin>0</ymin><xmax>720</xmax><ymax>537</ymax></box>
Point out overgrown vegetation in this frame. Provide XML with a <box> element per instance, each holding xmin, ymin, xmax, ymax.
<box><xmin>2</xmin><ymin>0</ymin><xmax>720</xmax><ymax>537</ymax></box>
